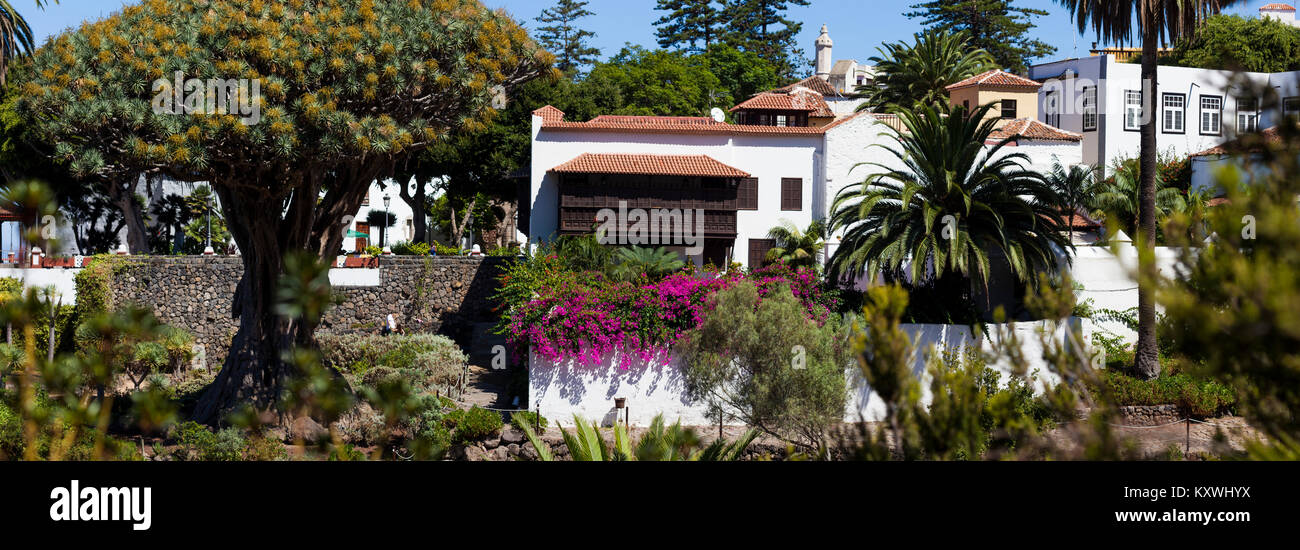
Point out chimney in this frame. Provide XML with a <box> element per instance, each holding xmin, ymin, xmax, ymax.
<box><xmin>815</xmin><ymin>24</ymin><xmax>833</xmax><ymax>80</ymax></box>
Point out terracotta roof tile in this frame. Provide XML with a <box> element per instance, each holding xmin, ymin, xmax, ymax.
<box><xmin>1190</xmin><ymin>127</ymin><xmax>1283</xmax><ymax>157</ymax></box>
<box><xmin>549</xmin><ymin>153</ymin><xmax>751</xmax><ymax>178</ymax></box>
<box><xmin>989</xmin><ymin>118</ymin><xmax>1082</xmax><ymax>142</ymax></box>
<box><xmin>773</xmin><ymin>76</ymin><xmax>841</xmax><ymax>97</ymax></box>
<box><xmin>945</xmin><ymin>70</ymin><xmax>1042</xmax><ymax>91</ymax></box>
<box><xmin>540</xmin><ymin>117</ymin><xmax>825</xmax><ymax>136</ymax></box>
<box><xmin>1262</xmin><ymin>3</ymin><xmax>1295</xmax><ymax>11</ymax></box>
<box><xmin>731</xmin><ymin>89</ymin><xmax>834</xmax><ymax>117</ymax></box>
<box><xmin>532</xmin><ymin>105</ymin><xmax>565</xmax><ymax>123</ymax></box>
<box><xmin>588</xmin><ymin>115</ymin><xmax>717</xmax><ymax>125</ymax></box>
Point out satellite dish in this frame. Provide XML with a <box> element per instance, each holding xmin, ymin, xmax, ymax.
<box><xmin>710</xmin><ymin>107</ymin><xmax>726</xmax><ymax>123</ymax></box>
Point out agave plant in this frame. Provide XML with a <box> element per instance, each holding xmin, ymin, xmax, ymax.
<box><xmin>610</xmin><ymin>245</ymin><xmax>686</xmax><ymax>281</ymax></box>
<box><xmin>828</xmin><ymin>102</ymin><xmax>1072</xmax><ymax>299</ymax></box>
<box><xmin>764</xmin><ymin>219</ymin><xmax>826</xmax><ymax>270</ymax></box>
<box><xmin>512</xmin><ymin>412</ymin><xmax>757</xmax><ymax>462</ymax></box>
<box><xmin>856</xmin><ymin>28</ymin><xmax>995</xmax><ymax>113</ymax></box>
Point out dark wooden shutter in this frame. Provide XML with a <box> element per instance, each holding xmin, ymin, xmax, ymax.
<box><xmin>738</xmin><ymin>178</ymin><xmax>758</xmax><ymax>210</ymax></box>
<box><xmin>748</xmin><ymin>238</ymin><xmax>775</xmax><ymax>269</ymax></box>
<box><xmin>780</xmin><ymin>178</ymin><xmax>802</xmax><ymax>211</ymax></box>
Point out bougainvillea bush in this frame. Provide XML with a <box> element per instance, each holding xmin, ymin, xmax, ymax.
<box><xmin>498</xmin><ymin>258</ymin><xmax>837</xmax><ymax>366</ymax></box>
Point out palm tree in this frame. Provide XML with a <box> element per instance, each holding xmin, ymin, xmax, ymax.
<box><xmin>0</xmin><ymin>1</ymin><xmax>54</xmax><ymax>87</ymax></box>
<box><xmin>1091</xmin><ymin>158</ymin><xmax>1187</xmax><ymax>239</ymax></box>
<box><xmin>828</xmin><ymin>102</ymin><xmax>1071</xmax><ymax>308</ymax></box>
<box><xmin>764</xmin><ymin>219</ymin><xmax>825</xmax><ymax>269</ymax></box>
<box><xmin>611</xmin><ymin>245</ymin><xmax>685</xmax><ymax>281</ymax></box>
<box><xmin>855</xmin><ymin>28</ymin><xmax>995</xmax><ymax>113</ymax></box>
<box><xmin>1045</xmin><ymin>161</ymin><xmax>1101</xmax><ymax>240</ymax></box>
<box><xmin>1056</xmin><ymin>0</ymin><xmax>1244</xmax><ymax>379</ymax></box>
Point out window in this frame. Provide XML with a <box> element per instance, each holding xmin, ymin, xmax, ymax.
<box><xmin>1082</xmin><ymin>86</ymin><xmax>1098</xmax><ymax>131</ymax></box>
<box><xmin>1162</xmin><ymin>93</ymin><xmax>1185</xmax><ymax>133</ymax></box>
<box><xmin>1044</xmin><ymin>91</ymin><xmax>1060</xmax><ymax>128</ymax></box>
<box><xmin>737</xmin><ymin>178</ymin><xmax>758</xmax><ymax>210</ymax></box>
<box><xmin>1124</xmin><ymin>90</ymin><xmax>1143</xmax><ymax>131</ymax></box>
<box><xmin>963</xmin><ymin>100</ymin><xmax>970</xmax><ymax>109</ymax></box>
<box><xmin>1237</xmin><ymin>98</ymin><xmax>1258</xmax><ymax>133</ymax></box>
<box><xmin>748</xmin><ymin>239</ymin><xmax>775</xmax><ymax>269</ymax></box>
<box><xmin>780</xmin><ymin>178</ymin><xmax>803</xmax><ymax>211</ymax></box>
<box><xmin>1285</xmin><ymin>97</ymin><xmax>1300</xmax><ymax>121</ymax></box>
<box><xmin>1000</xmin><ymin>99</ymin><xmax>1018</xmax><ymax>119</ymax></box>
<box><xmin>1199</xmin><ymin>95</ymin><xmax>1222</xmax><ymax>135</ymax></box>
<box><xmin>776</xmin><ymin>115</ymin><xmax>788</xmax><ymax>127</ymax></box>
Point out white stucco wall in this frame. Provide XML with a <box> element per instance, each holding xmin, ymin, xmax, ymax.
<box><xmin>530</xmin><ymin>320</ymin><xmax>1083</xmax><ymax>427</ymax></box>
<box><xmin>1068</xmin><ymin>244</ymin><xmax>1186</xmax><ymax>342</ymax></box>
<box><xmin>530</xmin><ymin>117</ymin><xmax>824</xmax><ymax>265</ymax></box>
<box><xmin>0</xmin><ymin>267</ymin><xmax>80</xmax><ymax>305</ymax></box>
<box><xmin>1031</xmin><ymin>56</ymin><xmax>1300</xmax><ymax>171</ymax></box>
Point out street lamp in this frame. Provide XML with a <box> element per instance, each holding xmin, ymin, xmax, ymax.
<box><xmin>381</xmin><ymin>194</ymin><xmax>391</xmax><ymax>247</ymax></box>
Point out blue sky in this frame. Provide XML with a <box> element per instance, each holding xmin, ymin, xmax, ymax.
<box><xmin>22</xmin><ymin>0</ymin><xmax>1284</xmax><ymax>67</ymax></box>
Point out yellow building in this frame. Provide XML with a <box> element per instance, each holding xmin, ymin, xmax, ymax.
<box><xmin>1088</xmin><ymin>46</ymin><xmax>1172</xmax><ymax>63</ymax></box>
<box><xmin>944</xmin><ymin>70</ymin><xmax>1042</xmax><ymax>127</ymax></box>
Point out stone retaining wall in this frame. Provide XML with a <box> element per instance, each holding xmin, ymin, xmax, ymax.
<box><xmin>107</xmin><ymin>256</ymin><xmax>506</xmax><ymax>366</ymax></box>
<box><xmin>1117</xmin><ymin>404</ymin><xmax>1183</xmax><ymax>426</ymax></box>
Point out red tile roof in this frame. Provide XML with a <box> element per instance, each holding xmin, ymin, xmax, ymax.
<box><xmin>549</xmin><ymin>153</ymin><xmax>751</xmax><ymax>178</ymax></box>
<box><xmin>532</xmin><ymin>105</ymin><xmax>565</xmax><ymax>124</ymax></box>
<box><xmin>1189</xmin><ymin>127</ymin><xmax>1284</xmax><ymax>157</ymax></box>
<box><xmin>536</xmin><ymin>107</ymin><xmax>826</xmax><ymax>136</ymax></box>
<box><xmin>1206</xmin><ymin>197</ymin><xmax>1231</xmax><ymax>207</ymax></box>
<box><xmin>1047</xmin><ymin>208</ymin><xmax>1102</xmax><ymax>230</ymax></box>
<box><xmin>588</xmin><ymin>115</ymin><xmax>717</xmax><ymax>125</ymax></box>
<box><xmin>774</xmin><ymin>76</ymin><xmax>841</xmax><ymax>97</ymax></box>
<box><xmin>1261</xmin><ymin>3</ymin><xmax>1295</xmax><ymax>11</ymax></box>
<box><xmin>731</xmin><ymin>89</ymin><xmax>834</xmax><ymax>117</ymax></box>
<box><xmin>945</xmin><ymin>70</ymin><xmax>1043</xmax><ymax>91</ymax></box>
<box><xmin>989</xmin><ymin>118</ymin><xmax>1083</xmax><ymax>142</ymax></box>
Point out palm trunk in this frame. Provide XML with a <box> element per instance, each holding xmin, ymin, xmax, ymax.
<box><xmin>1134</xmin><ymin>26</ymin><xmax>1161</xmax><ymax>380</ymax></box>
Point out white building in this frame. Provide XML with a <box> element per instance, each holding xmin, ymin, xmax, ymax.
<box><xmin>1029</xmin><ymin>55</ymin><xmax>1300</xmax><ymax>171</ymax></box>
<box><xmin>527</xmin><ymin>29</ymin><xmax>1084</xmax><ymax>270</ymax></box>
<box><xmin>813</xmin><ymin>24</ymin><xmax>876</xmax><ymax>96</ymax></box>
<box><xmin>1261</xmin><ymin>3</ymin><xmax>1300</xmax><ymax>27</ymax></box>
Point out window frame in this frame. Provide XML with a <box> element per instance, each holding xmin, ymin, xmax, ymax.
<box><xmin>1237</xmin><ymin>97</ymin><xmax>1259</xmax><ymax>133</ymax></box>
<box><xmin>1000</xmin><ymin>99</ymin><xmax>1018</xmax><ymax>119</ymax></box>
<box><xmin>1044</xmin><ymin>90</ymin><xmax>1061</xmax><ymax>128</ymax></box>
<box><xmin>1161</xmin><ymin>92</ymin><xmax>1185</xmax><ymax>134</ymax></box>
<box><xmin>1199</xmin><ymin>94</ymin><xmax>1222</xmax><ymax>136</ymax></box>
<box><xmin>1082</xmin><ymin>86</ymin><xmax>1098</xmax><ymax>132</ymax></box>
<box><xmin>1285</xmin><ymin>96</ymin><xmax>1300</xmax><ymax>121</ymax></box>
<box><xmin>1123</xmin><ymin>89</ymin><xmax>1143</xmax><ymax>132</ymax></box>
<box><xmin>737</xmin><ymin>178</ymin><xmax>758</xmax><ymax>210</ymax></box>
<box><xmin>748</xmin><ymin>238</ymin><xmax>776</xmax><ymax>269</ymax></box>
<box><xmin>780</xmin><ymin>178</ymin><xmax>803</xmax><ymax>211</ymax></box>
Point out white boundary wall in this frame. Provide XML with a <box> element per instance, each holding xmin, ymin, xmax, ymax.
<box><xmin>530</xmin><ymin>319</ymin><xmax>1084</xmax><ymax>427</ymax></box>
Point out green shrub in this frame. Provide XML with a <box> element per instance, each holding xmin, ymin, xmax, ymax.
<box><xmin>432</xmin><ymin>241</ymin><xmax>461</xmax><ymax>256</ymax></box>
<box><xmin>1099</xmin><ymin>369</ymin><xmax>1236</xmax><ymax>417</ymax></box>
<box><xmin>316</xmin><ymin>333</ymin><xmax>467</xmax><ymax>389</ymax></box>
<box><xmin>364</xmin><ymin>245</ymin><xmax>383</xmax><ymax>256</ymax></box>
<box><xmin>510</xmin><ymin>410</ymin><xmax>548</xmax><ymax>432</ymax></box>
<box><xmin>392</xmin><ymin>241</ymin><xmax>431</xmax><ymax>256</ymax></box>
<box><xmin>172</xmin><ymin>422</ymin><xmax>287</xmax><ymax>461</ymax></box>
<box><xmin>444</xmin><ymin>406</ymin><xmax>503</xmax><ymax>443</ymax></box>
<box><xmin>0</xmin><ymin>343</ymin><xmax>22</xmax><ymax>375</ymax></box>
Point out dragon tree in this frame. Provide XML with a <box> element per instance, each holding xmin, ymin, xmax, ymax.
<box><xmin>17</xmin><ymin>0</ymin><xmax>551</xmax><ymax>422</ymax></box>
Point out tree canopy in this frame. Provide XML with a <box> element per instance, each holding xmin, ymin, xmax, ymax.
<box><xmin>17</xmin><ymin>0</ymin><xmax>550</xmax><ymax>422</ymax></box>
<box><xmin>857</xmin><ymin>29</ymin><xmax>996</xmax><ymax>113</ymax></box>
<box><xmin>1163</xmin><ymin>14</ymin><xmax>1300</xmax><ymax>72</ymax></box>
<box><xmin>533</xmin><ymin>0</ymin><xmax>600</xmax><ymax>74</ymax></box>
<box><xmin>905</xmin><ymin>0</ymin><xmax>1055</xmax><ymax>73</ymax></box>
<box><xmin>653</xmin><ymin>0</ymin><xmax>722</xmax><ymax>53</ymax></box>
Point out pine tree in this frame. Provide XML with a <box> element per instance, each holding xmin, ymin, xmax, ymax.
<box><xmin>904</xmin><ymin>0</ymin><xmax>1056</xmax><ymax>73</ymax></box>
<box><xmin>720</xmin><ymin>0</ymin><xmax>810</xmax><ymax>80</ymax></box>
<box><xmin>653</xmin><ymin>0</ymin><xmax>722</xmax><ymax>53</ymax></box>
<box><xmin>534</xmin><ymin>0</ymin><xmax>601</xmax><ymax>74</ymax></box>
